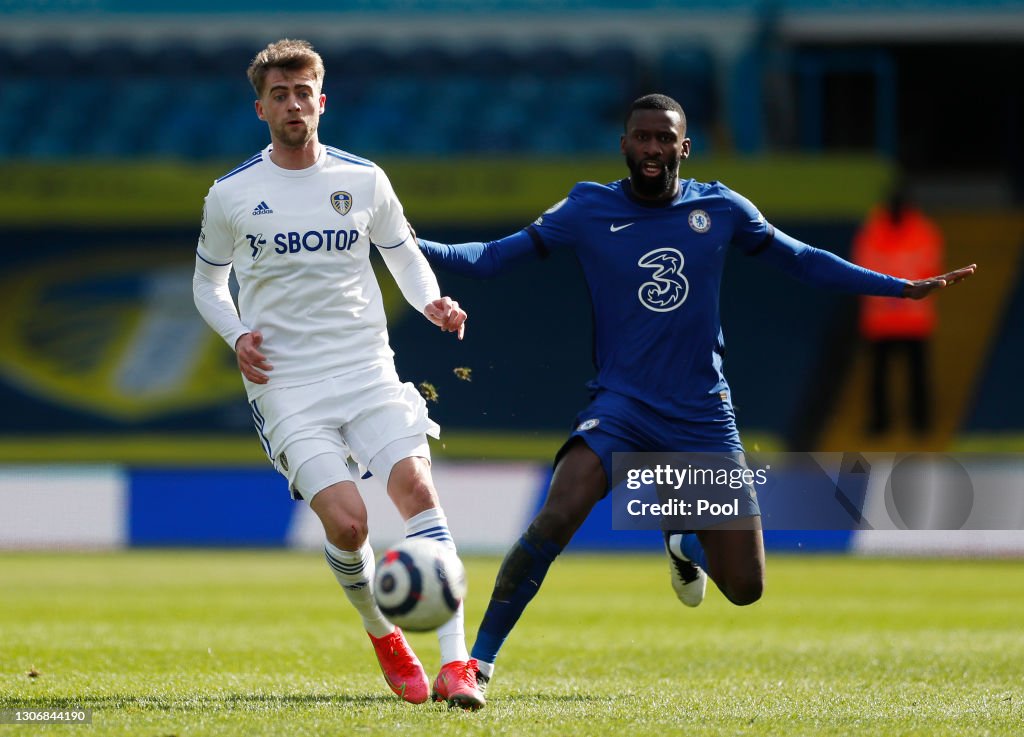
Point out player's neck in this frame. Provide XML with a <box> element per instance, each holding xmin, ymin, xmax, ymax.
<box><xmin>268</xmin><ymin>138</ymin><xmax>321</xmax><ymax>170</ymax></box>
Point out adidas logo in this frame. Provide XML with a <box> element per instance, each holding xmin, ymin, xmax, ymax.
<box><xmin>252</xmin><ymin>201</ymin><xmax>273</xmax><ymax>216</ymax></box>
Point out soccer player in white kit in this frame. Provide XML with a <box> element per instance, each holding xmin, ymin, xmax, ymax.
<box><xmin>191</xmin><ymin>39</ymin><xmax>485</xmax><ymax>710</ymax></box>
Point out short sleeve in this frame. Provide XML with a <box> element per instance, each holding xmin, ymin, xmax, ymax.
<box><xmin>369</xmin><ymin>167</ymin><xmax>412</xmax><ymax>249</ymax></box>
<box><xmin>527</xmin><ymin>185</ymin><xmax>586</xmax><ymax>252</ymax></box>
<box><xmin>724</xmin><ymin>185</ymin><xmax>775</xmax><ymax>254</ymax></box>
<box><xmin>196</xmin><ymin>186</ymin><xmax>235</xmax><ymax>265</ymax></box>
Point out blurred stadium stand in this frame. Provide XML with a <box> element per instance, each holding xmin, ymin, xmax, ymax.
<box><xmin>0</xmin><ymin>40</ymin><xmax>650</xmax><ymax>158</ymax></box>
<box><xmin>0</xmin><ymin>0</ymin><xmax>1018</xmax><ymax>171</ymax></box>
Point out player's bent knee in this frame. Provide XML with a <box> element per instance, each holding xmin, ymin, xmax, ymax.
<box><xmin>723</xmin><ymin>573</ymin><xmax>764</xmax><ymax>606</ymax></box>
<box><xmin>322</xmin><ymin>515</ymin><xmax>368</xmax><ymax>551</ymax></box>
<box><xmin>316</xmin><ymin>494</ymin><xmax>368</xmax><ymax>549</ymax></box>
<box><xmin>310</xmin><ymin>485</ymin><xmax>369</xmax><ymax>551</ymax></box>
<box><xmin>386</xmin><ymin>458</ymin><xmax>439</xmax><ymax>518</ymax></box>
<box><xmin>533</xmin><ymin>442</ymin><xmax>607</xmax><ymax>543</ymax></box>
<box><xmin>375</xmin><ymin>440</ymin><xmax>439</xmax><ymax>518</ymax></box>
<box><xmin>397</xmin><ymin>468</ymin><xmax>436</xmax><ymax>507</ymax></box>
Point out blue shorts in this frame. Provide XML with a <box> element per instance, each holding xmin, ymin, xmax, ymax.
<box><xmin>559</xmin><ymin>389</ymin><xmax>758</xmax><ymax>518</ymax></box>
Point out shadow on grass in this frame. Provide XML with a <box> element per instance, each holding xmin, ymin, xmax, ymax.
<box><xmin>485</xmin><ymin>694</ymin><xmax>615</xmax><ymax>705</ymax></box>
<box><xmin>0</xmin><ymin>693</ymin><xmax>401</xmax><ymax>711</ymax></box>
<box><xmin>2</xmin><ymin>692</ymin><xmax>615</xmax><ymax>710</ymax></box>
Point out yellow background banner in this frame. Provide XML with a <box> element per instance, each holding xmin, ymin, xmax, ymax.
<box><xmin>0</xmin><ymin>156</ymin><xmax>892</xmax><ymax>227</ymax></box>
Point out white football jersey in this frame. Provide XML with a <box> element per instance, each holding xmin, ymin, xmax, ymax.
<box><xmin>197</xmin><ymin>144</ymin><xmax>432</xmax><ymax>396</ymax></box>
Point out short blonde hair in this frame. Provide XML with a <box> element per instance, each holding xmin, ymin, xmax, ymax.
<box><xmin>247</xmin><ymin>39</ymin><xmax>325</xmax><ymax>97</ymax></box>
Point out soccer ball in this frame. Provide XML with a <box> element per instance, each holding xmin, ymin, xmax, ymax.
<box><xmin>374</xmin><ymin>538</ymin><xmax>467</xmax><ymax>632</ymax></box>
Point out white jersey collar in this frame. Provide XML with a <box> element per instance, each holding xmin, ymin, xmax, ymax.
<box><xmin>262</xmin><ymin>143</ymin><xmax>327</xmax><ymax>178</ymax></box>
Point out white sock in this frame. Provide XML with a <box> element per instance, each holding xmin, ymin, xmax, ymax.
<box><xmin>405</xmin><ymin>507</ymin><xmax>469</xmax><ymax>665</ymax></box>
<box><xmin>324</xmin><ymin>540</ymin><xmax>393</xmax><ymax>638</ymax></box>
<box><xmin>476</xmin><ymin>660</ymin><xmax>494</xmax><ymax>679</ymax></box>
<box><xmin>668</xmin><ymin>533</ymin><xmax>687</xmax><ymax>560</ymax></box>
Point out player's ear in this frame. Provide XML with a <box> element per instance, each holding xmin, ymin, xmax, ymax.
<box><xmin>680</xmin><ymin>137</ymin><xmax>691</xmax><ymax>160</ymax></box>
<box><xmin>255</xmin><ymin>99</ymin><xmax>266</xmax><ymax>121</ymax></box>
<box><xmin>620</xmin><ymin>134</ymin><xmax>627</xmax><ymax>155</ymax></box>
<box><xmin>319</xmin><ymin>93</ymin><xmax>326</xmax><ymax>114</ymax></box>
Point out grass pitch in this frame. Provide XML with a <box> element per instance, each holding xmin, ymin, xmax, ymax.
<box><xmin>1</xmin><ymin>551</ymin><xmax>1021</xmax><ymax>737</ymax></box>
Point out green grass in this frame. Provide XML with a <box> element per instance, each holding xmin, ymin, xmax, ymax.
<box><xmin>1</xmin><ymin>552</ymin><xmax>1021</xmax><ymax>736</ymax></box>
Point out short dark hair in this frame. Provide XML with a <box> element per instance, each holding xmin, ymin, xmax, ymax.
<box><xmin>625</xmin><ymin>94</ymin><xmax>686</xmax><ymax>132</ymax></box>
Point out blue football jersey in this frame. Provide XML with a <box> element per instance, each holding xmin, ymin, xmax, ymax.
<box><xmin>419</xmin><ymin>177</ymin><xmax>906</xmax><ymax>427</ymax></box>
<box><xmin>525</xmin><ymin>177</ymin><xmax>772</xmax><ymax>420</ymax></box>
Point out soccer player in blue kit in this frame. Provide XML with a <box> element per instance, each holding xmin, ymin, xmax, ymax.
<box><xmin>418</xmin><ymin>94</ymin><xmax>976</xmax><ymax>693</ymax></box>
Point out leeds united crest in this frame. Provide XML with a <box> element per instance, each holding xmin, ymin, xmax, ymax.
<box><xmin>331</xmin><ymin>191</ymin><xmax>352</xmax><ymax>216</ymax></box>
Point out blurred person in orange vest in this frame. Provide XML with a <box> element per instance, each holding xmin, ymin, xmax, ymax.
<box><xmin>852</xmin><ymin>182</ymin><xmax>943</xmax><ymax>435</ymax></box>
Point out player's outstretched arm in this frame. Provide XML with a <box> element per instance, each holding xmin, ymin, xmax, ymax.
<box><xmin>419</xmin><ymin>230</ymin><xmax>540</xmax><ymax>278</ymax></box>
<box><xmin>901</xmin><ymin>264</ymin><xmax>977</xmax><ymax>299</ymax></box>
<box><xmin>424</xmin><ymin>297</ymin><xmax>467</xmax><ymax>340</ymax></box>
<box><xmin>759</xmin><ymin>228</ymin><xmax>980</xmax><ymax>300</ymax></box>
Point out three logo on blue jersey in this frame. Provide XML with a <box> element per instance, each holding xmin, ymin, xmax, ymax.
<box><xmin>637</xmin><ymin>247</ymin><xmax>689</xmax><ymax>312</ymax></box>
<box><xmin>631</xmin><ymin>210</ymin><xmax>708</xmax><ymax>311</ymax></box>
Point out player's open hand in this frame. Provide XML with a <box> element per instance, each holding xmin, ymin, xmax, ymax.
<box><xmin>902</xmin><ymin>264</ymin><xmax>977</xmax><ymax>300</ymax></box>
<box><xmin>235</xmin><ymin>330</ymin><xmax>273</xmax><ymax>384</ymax></box>
<box><xmin>424</xmin><ymin>297</ymin><xmax>466</xmax><ymax>340</ymax></box>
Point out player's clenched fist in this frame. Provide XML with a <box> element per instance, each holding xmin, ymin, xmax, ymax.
<box><xmin>424</xmin><ymin>297</ymin><xmax>467</xmax><ymax>340</ymax></box>
<box><xmin>235</xmin><ymin>330</ymin><xmax>273</xmax><ymax>384</ymax></box>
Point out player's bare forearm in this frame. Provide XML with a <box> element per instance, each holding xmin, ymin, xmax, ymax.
<box><xmin>902</xmin><ymin>264</ymin><xmax>977</xmax><ymax>299</ymax></box>
<box><xmin>423</xmin><ymin>297</ymin><xmax>467</xmax><ymax>340</ymax></box>
<box><xmin>235</xmin><ymin>330</ymin><xmax>273</xmax><ymax>384</ymax></box>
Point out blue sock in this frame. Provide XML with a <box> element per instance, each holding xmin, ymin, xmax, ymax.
<box><xmin>471</xmin><ymin>529</ymin><xmax>562</xmax><ymax>666</ymax></box>
<box><xmin>680</xmin><ymin>532</ymin><xmax>708</xmax><ymax>571</ymax></box>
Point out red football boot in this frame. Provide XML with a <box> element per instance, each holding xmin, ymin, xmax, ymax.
<box><xmin>368</xmin><ymin>628</ymin><xmax>429</xmax><ymax>704</ymax></box>
<box><xmin>431</xmin><ymin>658</ymin><xmax>486</xmax><ymax>710</ymax></box>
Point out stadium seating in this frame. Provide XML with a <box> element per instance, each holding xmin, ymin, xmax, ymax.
<box><xmin>3</xmin><ymin>40</ymin><xmax>717</xmax><ymax>159</ymax></box>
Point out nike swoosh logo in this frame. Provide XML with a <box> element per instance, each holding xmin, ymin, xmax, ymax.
<box><xmin>610</xmin><ymin>223</ymin><xmax>634</xmax><ymax>232</ymax></box>
<box><xmin>383</xmin><ymin>671</ymin><xmax>407</xmax><ymax>697</ymax></box>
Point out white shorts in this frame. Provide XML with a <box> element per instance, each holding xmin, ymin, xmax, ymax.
<box><xmin>249</xmin><ymin>364</ymin><xmax>440</xmax><ymax>501</ymax></box>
